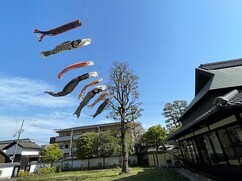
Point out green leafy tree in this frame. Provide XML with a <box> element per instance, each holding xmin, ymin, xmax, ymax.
<box><xmin>162</xmin><ymin>100</ymin><xmax>187</xmax><ymax>133</ymax></box>
<box><xmin>42</xmin><ymin>143</ymin><xmax>63</xmax><ymax>166</ymax></box>
<box><xmin>133</xmin><ymin>123</ymin><xmax>148</xmax><ymax>166</ymax></box>
<box><xmin>108</xmin><ymin>62</ymin><xmax>143</xmax><ymax>173</ymax></box>
<box><xmin>142</xmin><ymin>125</ymin><xmax>167</xmax><ymax>166</ymax></box>
<box><xmin>111</xmin><ymin>129</ymin><xmax>135</xmax><ymax>155</ymax></box>
<box><xmin>97</xmin><ymin>131</ymin><xmax>120</xmax><ymax>168</ymax></box>
<box><xmin>76</xmin><ymin>132</ymin><xmax>98</xmax><ymax>170</ymax></box>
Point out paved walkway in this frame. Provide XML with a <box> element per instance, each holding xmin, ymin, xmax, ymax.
<box><xmin>176</xmin><ymin>168</ymin><xmax>215</xmax><ymax>181</ymax></box>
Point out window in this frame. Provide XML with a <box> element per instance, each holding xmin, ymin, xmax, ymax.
<box><xmin>203</xmin><ymin>134</ymin><xmax>216</xmax><ymax>165</ymax></box>
<box><xmin>191</xmin><ymin>138</ymin><xmax>200</xmax><ymax>162</ymax></box>
<box><xmin>59</xmin><ymin>143</ymin><xmax>64</xmax><ymax>149</ymax></box>
<box><xmin>180</xmin><ymin>139</ymin><xmax>196</xmax><ymax>161</ymax></box>
<box><xmin>226</xmin><ymin>125</ymin><xmax>242</xmax><ymax>166</ymax></box>
<box><xmin>196</xmin><ymin>135</ymin><xmax>210</xmax><ymax>165</ymax></box>
<box><xmin>217</xmin><ymin>128</ymin><xmax>241</xmax><ymax>168</ymax></box>
<box><xmin>179</xmin><ymin>141</ymin><xmax>188</xmax><ymax>160</ymax></box>
<box><xmin>207</xmin><ymin>132</ymin><xmax>227</xmax><ymax>166</ymax></box>
<box><xmin>187</xmin><ymin>139</ymin><xmax>197</xmax><ymax>162</ymax></box>
<box><xmin>183</xmin><ymin>140</ymin><xmax>192</xmax><ymax>160</ymax></box>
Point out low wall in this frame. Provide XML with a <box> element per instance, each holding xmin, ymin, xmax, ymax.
<box><xmin>0</xmin><ymin>162</ymin><xmax>20</xmax><ymax>180</ymax></box>
<box><xmin>30</xmin><ymin>155</ymin><xmax>138</xmax><ymax>172</ymax></box>
<box><xmin>29</xmin><ymin>162</ymin><xmax>51</xmax><ymax>173</ymax></box>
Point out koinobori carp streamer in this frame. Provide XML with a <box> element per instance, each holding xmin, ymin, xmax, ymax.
<box><xmin>45</xmin><ymin>72</ymin><xmax>98</xmax><ymax>97</ymax></box>
<box><xmin>78</xmin><ymin>78</ymin><xmax>103</xmax><ymax>100</ymax></box>
<box><xmin>87</xmin><ymin>91</ymin><xmax>109</xmax><ymax>109</ymax></box>
<box><xmin>91</xmin><ymin>96</ymin><xmax>112</xmax><ymax>118</ymax></box>
<box><xmin>34</xmin><ymin>20</ymin><xmax>82</xmax><ymax>42</ymax></box>
<box><xmin>73</xmin><ymin>85</ymin><xmax>107</xmax><ymax>118</ymax></box>
<box><xmin>58</xmin><ymin>61</ymin><xmax>94</xmax><ymax>79</ymax></box>
<box><xmin>40</xmin><ymin>38</ymin><xmax>91</xmax><ymax>57</ymax></box>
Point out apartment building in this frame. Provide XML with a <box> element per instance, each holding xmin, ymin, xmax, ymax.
<box><xmin>50</xmin><ymin>122</ymin><xmax>121</xmax><ymax>158</ymax></box>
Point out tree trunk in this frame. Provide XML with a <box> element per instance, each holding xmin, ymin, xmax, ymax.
<box><xmin>163</xmin><ymin>152</ymin><xmax>167</xmax><ymax>167</ymax></box>
<box><xmin>103</xmin><ymin>157</ymin><xmax>105</xmax><ymax>168</ymax></box>
<box><xmin>121</xmin><ymin>119</ymin><xmax>129</xmax><ymax>173</ymax></box>
<box><xmin>88</xmin><ymin>158</ymin><xmax>90</xmax><ymax>170</ymax></box>
<box><xmin>152</xmin><ymin>154</ymin><xmax>156</xmax><ymax>166</ymax></box>
<box><xmin>155</xmin><ymin>147</ymin><xmax>159</xmax><ymax>167</ymax></box>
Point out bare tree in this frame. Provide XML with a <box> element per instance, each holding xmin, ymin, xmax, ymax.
<box><xmin>108</xmin><ymin>62</ymin><xmax>143</xmax><ymax>173</ymax></box>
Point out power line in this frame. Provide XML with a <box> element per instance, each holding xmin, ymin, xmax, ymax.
<box><xmin>82</xmin><ymin>0</ymin><xmax>103</xmax><ymax>78</ymax></box>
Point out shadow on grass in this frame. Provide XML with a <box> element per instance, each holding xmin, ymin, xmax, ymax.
<box><xmin>18</xmin><ymin>168</ymin><xmax>189</xmax><ymax>181</ymax></box>
<box><xmin>115</xmin><ymin>168</ymin><xmax>189</xmax><ymax>181</ymax></box>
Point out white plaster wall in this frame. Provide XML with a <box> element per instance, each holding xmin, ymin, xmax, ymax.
<box><xmin>129</xmin><ymin>155</ymin><xmax>138</xmax><ymax>164</ymax></box>
<box><xmin>29</xmin><ymin>162</ymin><xmax>50</xmax><ymax>173</ymax></box>
<box><xmin>22</xmin><ymin>150</ymin><xmax>39</xmax><ymax>156</ymax></box>
<box><xmin>30</xmin><ymin>155</ymin><xmax>137</xmax><ymax>172</ymax></box>
<box><xmin>0</xmin><ymin>167</ymin><xmax>14</xmax><ymax>179</ymax></box>
<box><xmin>105</xmin><ymin>156</ymin><xmax>120</xmax><ymax>166</ymax></box>
<box><xmin>89</xmin><ymin>158</ymin><xmax>103</xmax><ymax>167</ymax></box>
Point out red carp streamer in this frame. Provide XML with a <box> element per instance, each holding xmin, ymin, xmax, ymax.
<box><xmin>78</xmin><ymin>78</ymin><xmax>103</xmax><ymax>100</ymax></box>
<box><xmin>58</xmin><ymin>61</ymin><xmax>94</xmax><ymax>79</ymax></box>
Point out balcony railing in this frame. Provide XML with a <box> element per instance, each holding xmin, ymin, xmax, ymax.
<box><xmin>55</xmin><ymin>135</ymin><xmax>81</xmax><ymax>142</ymax></box>
<box><xmin>61</xmin><ymin>147</ymin><xmax>77</xmax><ymax>154</ymax></box>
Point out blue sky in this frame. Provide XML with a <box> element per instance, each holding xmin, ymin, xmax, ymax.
<box><xmin>1</xmin><ymin>0</ymin><xmax>242</xmax><ymax>145</ymax></box>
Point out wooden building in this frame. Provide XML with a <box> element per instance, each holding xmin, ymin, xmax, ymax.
<box><xmin>0</xmin><ymin>150</ymin><xmax>10</xmax><ymax>163</ymax></box>
<box><xmin>169</xmin><ymin>58</ymin><xmax>242</xmax><ymax>180</ymax></box>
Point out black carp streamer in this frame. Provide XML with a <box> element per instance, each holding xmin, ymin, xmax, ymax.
<box><xmin>91</xmin><ymin>96</ymin><xmax>112</xmax><ymax>118</ymax></box>
<box><xmin>34</xmin><ymin>20</ymin><xmax>82</xmax><ymax>42</ymax></box>
<box><xmin>40</xmin><ymin>38</ymin><xmax>91</xmax><ymax>57</ymax></box>
<box><xmin>73</xmin><ymin>85</ymin><xmax>107</xmax><ymax>118</ymax></box>
<box><xmin>45</xmin><ymin>72</ymin><xmax>98</xmax><ymax>97</ymax></box>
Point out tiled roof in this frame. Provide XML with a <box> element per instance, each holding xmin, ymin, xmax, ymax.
<box><xmin>18</xmin><ymin>141</ymin><xmax>41</xmax><ymax>149</ymax></box>
<box><xmin>169</xmin><ymin>89</ymin><xmax>242</xmax><ymax>140</ymax></box>
<box><xmin>1</xmin><ymin>139</ymin><xmax>41</xmax><ymax>150</ymax></box>
<box><xmin>0</xmin><ymin>139</ymin><xmax>30</xmax><ymax>144</ymax></box>
<box><xmin>199</xmin><ymin>58</ymin><xmax>242</xmax><ymax>70</ymax></box>
<box><xmin>56</xmin><ymin>122</ymin><xmax>120</xmax><ymax>133</ymax></box>
<box><xmin>223</xmin><ymin>92</ymin><xmax>242</xmax><ymax>107</ymax></box>
<box><xmin>0</xmin><ymin>139</ymin><xmax>31</xmax><ymax>150</ymax></box>
<box><xmin>0</xmin><ymin>144</ymin><xmax>9</xmax><ymax>150</ymax></box>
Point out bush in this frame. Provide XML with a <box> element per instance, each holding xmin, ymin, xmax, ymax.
<box><xmin>18</xmin><ymin>171</ymin><xmax>34</xmax><ymax>178</ymax></box>
<box><xmin>37</xmin><ymin>167</ymin><xmax>56</xmax><ymax>175</ymax></box>
<box><xmin>56</xmin><ymin>165</ymin><xmax>61</xmax><ymax>172</ymax></box>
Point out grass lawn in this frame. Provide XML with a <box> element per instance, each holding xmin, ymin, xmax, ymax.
<box><xmin>18</xmin><ymin>167</ymin><xmax>189</xmax><ymax>181</ymax></box>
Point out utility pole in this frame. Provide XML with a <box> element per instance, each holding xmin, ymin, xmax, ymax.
<box><xmin>69</xmin><ymin>129</ymin><xmax>74</xmax><ymax>168</ymax></box>
<box><xmin>69</xmin><ymin>129</ymin><xmax>73</xmax><ymax>158</ymax></box>
<box><xmin>12</xmin><ymin>119</ymin><xmax>24</xmax><ymax>163</ymax></box>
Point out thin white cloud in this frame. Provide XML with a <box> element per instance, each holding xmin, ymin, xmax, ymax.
<box><xmin>0</xmin><ymin>73</ymin><xmax>76</xmax><ymax>109</ymax></box>
<box><xmin>0</xmin><ymin>112</ymin><xmax>86</xmax><ymax>145</ymax></box>
<box><xmin>0</xmin><ymin>73</ymin><xmax>90</xmax><ymax>145</ymax></box>
<box><xmin>0</xmin><ymin>73</ymin><xmax>116</xmax><ymax>146</ymax></box>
